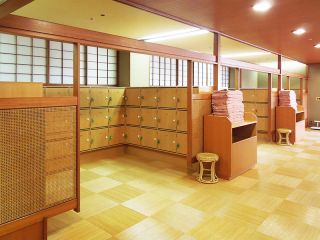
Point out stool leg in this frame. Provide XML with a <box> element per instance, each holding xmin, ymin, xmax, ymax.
<box><xmin>277</xmin><ymin>132</ymin><xmax>281</xmax><ymax>145</ymax></box>
<box><xmin>198</xmin><ymin>162</ymin><xmax>204</xmax><ymax>182</ymax></box>
<box><xmin>286</xmin><ymin>133</ymin><xmax>290</xmax><ymax>145</ymax></box>
<box><xmin>210</xmin><ymin>162</ymin><xmax>218</xmax><ymax>183</ymax></box>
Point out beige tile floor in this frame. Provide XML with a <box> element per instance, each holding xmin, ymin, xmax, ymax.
<box><xmin>48</xmin><ymin>130</ymin><xmax>320</xmax><ymax>240</ymax></box>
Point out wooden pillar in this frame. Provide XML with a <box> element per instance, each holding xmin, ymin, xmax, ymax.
<box><xmin>213</xmin><ymin>33</ymin><xmax>221</xmax><ymax>90</ymax></box>
<box><xmin>286</xmin><ymin>76</ymin><xmax>290</xmax><ymax>90</ymax></box>
<box><xmin>267</xmin><ymin>73</ymin><xmax>272</xmax><ymax>141</ymax></box>
<box><xmin>277</xmin><ymin>55</ymin><xmax>282</xmax><ymax>91</ymax></box>
<box><xmin>73</xmin><ymin>43</ymin><xmax>80</xmax><ymax>213</ymax></box>
<box><xmin>235</xmin><ymin>68</ymin><xmax>241</xmax><ymax>90</ymax></box>
<box><xmin>187</xmin><ymin>59</ymin><xmax>193</xmax><ymax>171</ymax></box>
<box><xmin>300</xmin><ymin>77</ymin><xmax>304</xmax><ymax>105</ymax></box>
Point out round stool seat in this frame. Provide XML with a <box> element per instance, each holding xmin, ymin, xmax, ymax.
<box><xmin>196</xmin><ymin>153</ymin><xmax>219</xmax><ymax>162</ymax></box>
<box><xmin>277</xmin><ymin>128</ymin><xmax>292</xmax><ymax>134</ymax></box>
<box><xmin>196</xmin><ymin>152</ymin><xmax>219</xmax><ymax>184</ymax></box>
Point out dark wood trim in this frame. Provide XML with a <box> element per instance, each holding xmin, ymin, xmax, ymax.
<box><xmin>0</xmin><ymin>15</ymin><xmax>216</xmax><ymax>63</ymax></box>
<box><xmin>0</xmin><ymin>97</ymin><xmax>77</xmax><ymax>109</ymax></box>
<box><xmin>267</xmin><ymin>73</ymin><xmax>272</xmax><ymax>139</ymax></box>
<box><xmin>73</xmin><ymin>43</ymin><xmax>80</xmax><ymax>212</ymax></box>
<box><xmin>213</xmin><ymin>33</ymin><xmax>220</xmax><ymax>90</ymax></box>
<box><xmin>0</xmin><ymin>199</ymin><xmax>77</xmax><ymax>237</ymax></box>
<box><xmin>300</xmin><ymin>77</ymin><xmax>304</xmax><ymax>105</ymax></box>
<box><xmin>0</xmin><ymin>0</ymin><xmax>33</xmax><ymax>19</ymax></box>
<box><xmin>187</xmin><ymin>60</ymin><xmax>193</xmax><ymax>170</ymax></box>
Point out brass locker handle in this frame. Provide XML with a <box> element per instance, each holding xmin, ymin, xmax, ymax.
<box><xmin>138</xmin><ymin>115</ymin><xmax>143</xmax><ymax>121</ymax></box>
<box><xmin>154</xmin><ymin>96</ymin><xmax>159</xmax><ymax>102</ymax></box>
<box><xmin>108</xmin><ymin>135</ymin><xmax>113</xmax><ymax>141</ymax></box>
<box><xmin>86</xmin><ymin>118</ymin><xmax>90</xmax><ymax>121</ymax></box>
<box><xmin>137</xmin><ymin>135</ymin><xmax>143</xmax><ymax>141</ymax></box>
<box><xmin>86</xmin><ymin>138</ymin><xmax>90</xmax><ymax>142</ymax></box>
<box><xmin>122</xmin><ymin>96</ymin><xmax>128</xmax><ymax>101</ymax></box>
<box><xmin>122</xmin><ymin>113</ymin><xmax>127</xmax><ymax>118</ymax></box>
<box><xmin>122</xmin><ymin>133</ymin><xmax>128</xmax><ymax>139</ymax></box>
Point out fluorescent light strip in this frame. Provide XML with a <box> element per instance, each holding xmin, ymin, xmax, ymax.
<box><xmin>141</xmin><ymin>28</ymin><xmax>209</xmax><ymax>42</ymax></box>
<box><xmin>292</xmin><ymin>28</ymin><xmax>306</xmax><ymax>35</ymax></box>
<box><xmin>222</xmin><ymin>51</ymin><xmax>271</xmax><ymax>59</ymax></box>
<box><xmin>252</xmin><ymin>2</ymin><xmax>272</xmax><ymax>12</ymax></box>
<box><xmin>314</xmin><ymin>43</ymin><xmax>320</xmax><ymax>48</ymax></box>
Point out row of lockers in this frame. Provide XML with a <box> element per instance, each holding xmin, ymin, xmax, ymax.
<box><xmin>44</xmin><ymin>87</ymin><xmax>188</xmax><ymax>109</ymax></box>
<box><xmin>80</xmin><ymin>107</ymin><xmax>187</xmax><ymax>132</ymax></box>
<box><xmin>80</xmin><ymin>127</ymin><xmax>187</xmax><ymax>155</ymax></box>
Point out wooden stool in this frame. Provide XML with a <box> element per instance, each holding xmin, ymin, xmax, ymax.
<box><xmin>196</xmin><ymin>153</ymin><xmax>219</xmax><ymax>184</ymax></box>
<box><xmin>277</xmin><ymin>128</ymin><xmax>292</xmax><ymax>145</ymax></box>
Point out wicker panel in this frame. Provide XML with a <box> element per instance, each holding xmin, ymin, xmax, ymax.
<box><xmin>0</xmin><ymin>107</ymin><xmax>76</xmax><ymax>225</ymax></box>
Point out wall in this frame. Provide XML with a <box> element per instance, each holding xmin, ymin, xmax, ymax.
<box><xmin>308</xmin><ymin>64</ymin><xmax>320</xmax><ymax>122</ymax></box>
<box><xmin>118</xmin><ymin>51</ymin><xmax>130</xmax><ymax>87</ymax></box>
<box><xmin>130</xmin><ymin>53</ymin><xmax>150</xmax><ymax>87</ymax></box>
<box><xmin>241</xmin><ymin>70</ymin><xmax>258</xmax><ymax>88</ymax></box>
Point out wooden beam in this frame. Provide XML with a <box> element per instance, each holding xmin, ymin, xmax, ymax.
<box><xmin>0</xmin><ymin>0</ymin><xmax>33</xmax><ymax>19</ymax></box>
<box><xmin>187</xmin><ymin>59</ymin><xmax>193</xmax><ymax>171</ymax></box>
<box><xmin>277</xmin><ymin>55</ymin><xmax>282</xmax><ymax>91</ymax></box>
<box><xmin>213</xmin><ymin>33</ymin><xmax>220</xmax><ymax>90</ymax></box>
<box><xmin>0</xmin><ymin>97</ymin><xmax>77</xmax><ymax>109</ymax></box>
<box><xmin>267</xmin><ymin>73</ymin><xmax>272</xmax><ymax>140</ymax></box>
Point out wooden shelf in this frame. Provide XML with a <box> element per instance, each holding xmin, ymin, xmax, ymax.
<box><xmin>204</xmin><ymin>112</ymin><xmax>257</xmax><ymax>180</ymax></box>
<box><xmin>275</xmin><ymin>106</ymin><xmax>306</xmax><ymax>144</ymax></box>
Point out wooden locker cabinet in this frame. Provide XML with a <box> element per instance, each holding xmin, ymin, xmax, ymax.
<box><xmin>45</xmin><ymin>138</ymin><xmax>74</xmax><ymax>161</ymax></box>
<box><xmin>45</xmin><ymin>87</ymin><xmax>72</xmax><ymax>97</ymax></box>
<box><xmin>158</xmin><ymin>109</ymin><xmax>177</xmax><ymax>130</ymax></box>
<box><xmin>157</xmin><ymin>131</ymin><xmax>176</xmax><ymax>153</ymax></box>
<box><xmin>176</xmin><ymin>133</ymin><xmax>187</xmax><ymax>154</ymax></box>
<box><xmin>140</xmin><ymin>88</ymin><xmax>158</xmax><ymax>107</ymax></box>
<box><xmin>140</xmin><ymin>108</ymin><xmax>158</xmax><ymax>128</ymax></box>
<box><xmin>126</xmin><ymin>107</ymin><xmax>141</xmax><ymax>126</ymax></box>
<box><xmin>108</xmin><ymin>127</ymin><xmax>123</xmax><ymax>146</ymax></box>
<box><xmin>158</xmin><ymin>88</ymin><xmax>177</xmax><ymax>108</ymax></box>
<box><xmin>257</xmin><ymin>117</ymin><xmax>268</xmax><ymax>132</ymax></box>
<box><xmin>242</xmin><ymin>90</ymin><xmax>255</xmax><ymax>102</ymax></box>
<box><xmin>91</xmin><ymin>128</ymin><xmax>108</xmax><ymax>149</ymax></box>
<box><xmin>255</xmin><ymin>90</ymin><xmax>268</xmax><ymax>103</ymax></box>
<box><xmin>176</xmin><ymin>88</ymin><xmax>188</xmax><ymax>109</ymax></box>
<box><xmin>80</xmin><ymin>88</ymin><xmax>91</xmax><ymax>107</ymax></box>
<box><xmin>108</xmin><ymin>88</ymin><xmax>126</xmax><ymax>106</ymax></box>
<box><xmin>80</xmin><ymin>109</ymin><xmax>91</xmax><ymax>129</ymax></box>
<box><xmin>91</xmin><ymin>88</ymin><xmax>109</xmax><ymax>107</ymax></box>
<box><xmin>108</xmin><ymin>107</ymin><xmax>125</xmax><ymax>126</ymax></box>
<box><xmin>255</xmin><ymin>103</ymin><xmax>268</xmax><ymax>117</ymax></box>
<box><xmin>140</xmin><ymin>128</ymin><xmax>158</xmax><ymax>149</ymax></box>
<box><xmin>80</xmin><ymin>130</ymin><xmax>91</xmax><ymax>151</ymax></box>
<box><xmin>126</xmin><ymin>127</ymin><xmax>141</xmax><ymax>145</ymax></box>
<box><xmin>45</xmin><ymin>111</ymin><xmax>74</xmax><ymax>140</ymax></box>
<box><xmin>176</xmin><ymin>110</ymin><xmax>187</xmax><ymax>132</ymax></box>
<box><xmin>125</xmin><ymin>88</ymin><xmax>141</xmax><ymax>106</ymax></box>
<box><xmin>91</xmin><ymin>108</ymin><xmax>109</xmax><ymax>128</ymax></box>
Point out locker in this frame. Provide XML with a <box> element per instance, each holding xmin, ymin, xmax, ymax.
<box><xmin>109</xmin><ymin>88</ymin><xmax>126</xmax><ymax>106</ymax></box>
<box><xmin>140</xmin><ymin>128</ymin><xmax>158</xmax><ymax>149</ymax></box>
<box><xmin>125</xmin><ymin>88</ymin><xmax>141</xmax><ymax>106</ymax></box>
<box><xmin>176</xmin><ymin>88</ymin><xmax>188</xmax><ymax>109</ymax></box>
<box><xmin>91</xmin><ymin>128</ymin><xmax>108</xmax><ymax>149</ymax></box>
<box><xmin>126</xmin><ymin>127</ymin><xmax>141</xmax><ymax>145</ymax></box>
<box><xmin>91</xmin><ymin>88</ymin><xmax>109</xmax><ymax>107</ymax></box>
<box><xmin>257</xmin><ymin>117</ymin><xmax>268</xmax><ymax>131</ymax></box>
<box><xmin>80</xmin><ymin>88</ymin><xmax>91</xmax><ymax>107</ymax></box>
<box><xmin>80</xmin><ymin>130</ymin><xmax>91</xmax><ymax>151</ymax></box>
<box><xmin>176</xmin><ymin>133</ymin><xmax>187</xmax><ymax>155</ymax></box>
<box><xmin>140</xmin><ymin>88</ymin><xmax>158</xmax><ymax>107</ymax></box>
<box><xmin>108</xmin><ymin>107</ymin><xmax>125</xmax><ymax>126</ymax></box>
<box><xmin>140</xmin><ymin>108</ymin><xmax>158</xmax><ymax>128</ymax></box>
<box><xmin>176</xmin><ymin>110</ymin><xmax>187</xmax><ymax>132</ymax></box>
<box><xmin>158</xmin><ymin>109</ymin><xmax>177</xmax><ymax>130</ymax></box>
<box><xmin>244</xmin><ymin>103</ymin><xmax>256</xmax><ymax>114</ymax></box>
<box><xmin>242</xmin><ymin>90</ymin><xmax>255</xmax><ymax>102</ymax></box>
<box><xmin>91</xmin><ymin>108</ymin><xmax>109</xmax><ymax>128</ymax></box>
<box><xmin>157</xmin><ymin>131</ymin><xmax>176</xmax><ymax>153</ymax></box>
<box><xmin>80</xmin><ymin>109</ymin><xmax>91</xmax><ymax>129</ymax></box>
<box><xmin>45</xmin><ymin>87</ymin><xmax>71</xmax><ymax>97</ymax></box>
<box><xmin>157</xmin><ymin>88</ymin><xmax>177</xmax><ymax>108</ymax></box>
<box><xmin>255</xmin><ymin>103</ymin><xmax>268</xmax><ymax>117</ymax></box>
<box><xmin>254</xmin><ymin>90</ymin><xmax>268</xmax><ymax>103</ymax></box>
<box><xmin>108</xmin><ymin>127</ymin><xmax>123</xmax><ymax>146</ymax></box>
<box><xmin>126</xmin><ymin>107</ymin><xmax>141</xmax><ymax>126</ymax></box>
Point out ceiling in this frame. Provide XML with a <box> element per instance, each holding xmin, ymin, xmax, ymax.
<box><xmin>116</xmin><ymin>0</ymin><xmax>320</xmax><ymax>64</ymax></box>
<box><xmin>12</xmin><ymin>0</ymin><xmax>307</xmax><ymax>70</ymax></box>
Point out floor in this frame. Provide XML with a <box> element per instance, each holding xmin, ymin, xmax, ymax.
<box><xmin>48</xmin><ymin>130</ymin><xmax>320</xmax><ymax>240</ymax></box>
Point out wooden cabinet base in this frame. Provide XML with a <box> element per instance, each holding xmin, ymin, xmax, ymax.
<box><xmin>0</xmin><ymin>220</ymin><xmax>46</xmax><ymax>240</ymax></box>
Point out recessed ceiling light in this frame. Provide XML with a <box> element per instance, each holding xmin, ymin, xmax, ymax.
<box><xmin>314</xmin><ymin>43</ymin><xmax>320</xmax><ymax>48</ymax></box>
<box><xmin>292</xmin><ymin>28</ymin><xmax>306</xmax><ymax>35</ymax></box>
<box><xmin>252</xmin><ymin>2</ymin><xmax>272</xmax><ymax>12</ymax></box>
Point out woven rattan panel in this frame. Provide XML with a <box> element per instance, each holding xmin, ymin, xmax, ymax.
<box><xmin>0</xmin><ymin>106</ymin><xmax>76</xmax><ymax>224</ymax></box>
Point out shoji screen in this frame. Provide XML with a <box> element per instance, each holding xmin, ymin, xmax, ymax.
<box><xmin>193</xmin><ymin>62</ymin><xmax>214</xmax><ymax>87</ymax></box>
<box><xmin>149</xmin><ymin>55</ymin><xmax>177</xmax><ymax>86</ymax></box>
<box><xmin>0</xmin><ymin>33</ymin><xmax>47</xmax><ymax>83</ymax></box>
<box><xmin>178</xmin><ymin>59</ymin><xmax>188</xmax><ymax>86</ymax></box>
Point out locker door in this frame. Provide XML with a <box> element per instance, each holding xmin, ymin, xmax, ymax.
<box><xmin>126</xmin><ymin>127</ymin><xmax>141</xmax><ymax>145</ymax></box>
<box><xmin>242</xmin><ymin>90</ymin><xmax>255</xmax><ymax>102</ymax></box>
<box><xmin>176</xmin><ymin>110</ymin><xmax>187</xmax><ymax>132</ymax></box>
<box><xmin>176</xmin><ymin>133</ymin><xmax>187</xmax><ymax>155</ymax></box>
<box><xmin>157</xmin><ymin>131</ymin><xmax>176</xmax><ymax>153</ymax></box>
<box><xmin>91</xmin><ymin>128</ymin><xmax>108</xmax><ymax>149</ymax></box>
<box><xmin>244</xmin><ymin>103</ymin><xmax>257</xmax><ymax>114</ymax></box>
<box><xmin>80</xmin><ymin>131</ymin><xmax>91</xmax><ymax>151</ymax></box>
<box><xmin>141</xmin><ymin>108</ymin><xmax>158</xmax><ymax>128</ymax></box>
<box><xmin>255</xmin><ymin>103</ymin><xmax>268</xmax><ymax>117</ymax></box>
<box><xmin>108</xmin><ymin>127</ymin><xmax>123</xmax><ymax>146</ymax></box>
<box><xmin>254</xmin><ymin>90</ymin><xmax>268</xmax><ymax>103</ymax></box>
<box><xmin>176</xmin><ymin>88</ymin><xmax>188</xmax><ymax>109</ymax></box>
<box><xmin>257</xmin><ymin>117</ymin><xmax>268</xmax><ymax>132</ymax></box>
<box><xmin>140</xmin><ymin>128</ymin><xmax>158</xmax><ymax>149</ymax></box>
<box><xmin>80</xmin><ymin>109</ymin><xmax>91</xmax><ymax>129</ymax></box>
<box><xmin>91</xmin><ymin>108</ymin><xmax>109</xmax><ymax>128</ymax></box>
<box><xmin>108</xmin><ymin>107</ymin><xmax>125</xmax><ymax>126</ymax></box>
<box><xmin>125</xmin><ymin>88</ymin><xmax>141</xmax><ymax>106</ymax></box>
<box><xmin>80</xmin><ymin>88</ymin><xmax>91</xmax><ymax>107</ymax></box>
<box><xmin>91</xmin><ymin>88</ymin><xmax>109</xmax><ymax>107</ymax></box>
<box><xmin>126</xmin><ymin>107</ymin><xmax>141</xmax><ymax>126</ymax></box>
<box><xmin>157</xmin><ymin>88</ymin><xmax>177</xmax><ymax>108</ymax></box>
<box><xmin>158</xmin><ymin>109</ymin><xmax>177</xmax><ymax>130</ymax></box>
<box><xmin>109</xmin><ymin>88</ymin><xmax>126</xmax><ymax>106</ymax></box>
<box><xmin>140</xmin><ymin>88</ymin><xmax>158</xmax><ymax>107</ymax></box>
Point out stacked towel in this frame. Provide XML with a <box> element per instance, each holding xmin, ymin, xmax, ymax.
<box><xmin>279</xmin><ymin>90</ymin><xmax>297</xmax><ymax>111</ymax></box>
<box><xmin>211</xmin><ymin>90</ymin><xmax>244</xmax><ymax>123</ymax></box>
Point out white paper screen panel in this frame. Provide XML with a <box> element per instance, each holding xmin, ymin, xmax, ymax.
<box><xmin>193</xmin><ymin>62</ymin><xmax>214</xmax><ymax>87</ymax></box>
<box><xmin>150</xmin><ymin>55</ymin><xmax>178</xmax><ymax>87</ymax></box>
